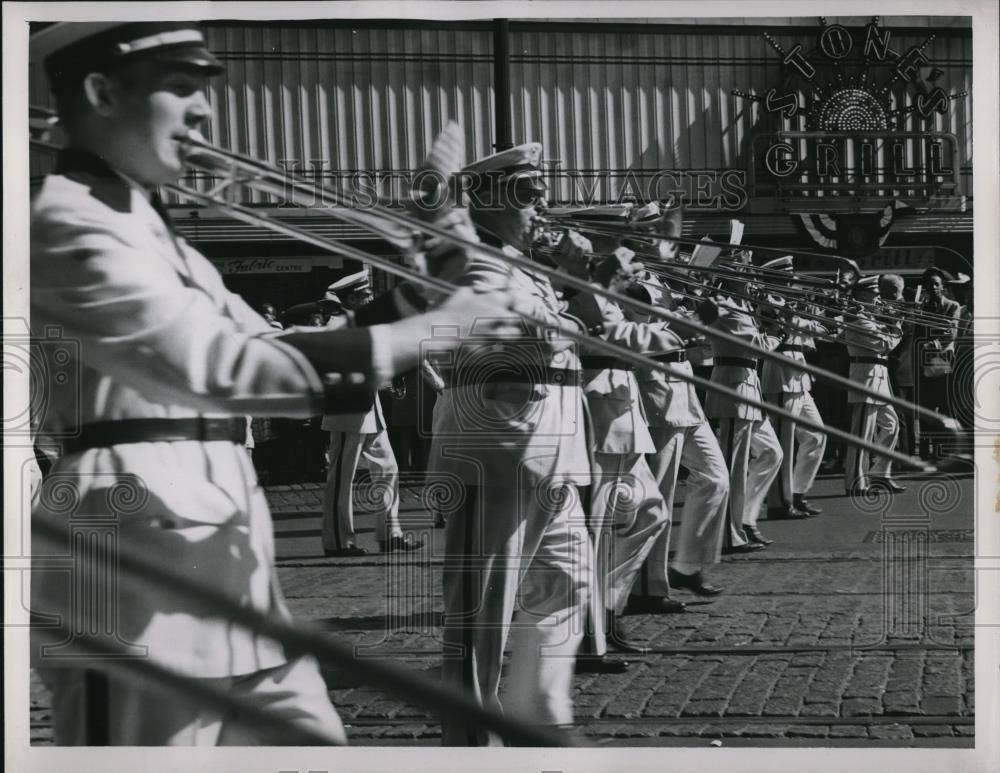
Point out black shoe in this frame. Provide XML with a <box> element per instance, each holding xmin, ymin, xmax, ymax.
<box><xmin>794</xmin><ymin>496</ymin><xmax>823</xmax><ymax>515</ymax></box>
<box><xmin>846</xmin><ymin>485</ymin><xmax>871</xmax><ymax>496</ymax></box>
<box><xmin>871</xmin><ymin>477</ymin><xmax>907</xmax><ymax>493</ymax></box>
<box><xmin>574</xmin><ymin>655</ymin><xmax>630</xmax><ymax>674</ymax></box>
<box><xmin>744</xmin><ymin>525</ymin><xmax>773</xmax><ymax>546</ymax></box>
<box><xmin>323</xmin><ymin>544</ymin><xmax>369</xmax><ymax>557</ymax></box>
<box><xmin>604</xmin><ymin>612</ymin><xmax>651</xmax><ymax>654</ymax></box>
<box><xmin>623</xmin><ymin>595</ymin><xmax>687</xmax><ymax>615</ymax></box>
<box><xmin>779</xmin><ymin>505</ymin><xmax>809</xmax><ymax>519</ymax></box>
<box><xmin>721</xmin><ymin>541</ymin><xmax>766</xmax><ymax>555</ymax></box>
<box><xmin>668</xmin><ymin>568</ymin><xmax>724</xmax><ymax>597</ymax></box>
<box><xmin>379</xmin><ymin>534</ymin><xmax>425</xmax><ymax>553</ymax></box>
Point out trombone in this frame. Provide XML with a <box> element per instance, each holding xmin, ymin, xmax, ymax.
<box><xmin>542</xmin><ymin>211</ymin><xmax>964</xmax><ymax>329</ymax></box>
<box><xmin>29</xmin><ymin>118</ymin><xmax>960</xmax><ymax>471</ymax></box>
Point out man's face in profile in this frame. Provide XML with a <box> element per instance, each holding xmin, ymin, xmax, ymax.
<box><xmin>102</xmin><ymin>61</ymin><xmax>213</xmax><ymax>186</ymax></box>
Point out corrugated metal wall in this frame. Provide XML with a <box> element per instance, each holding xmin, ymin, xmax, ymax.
<box><xmin>196</xmin><ymin>25</ymin><xmax>495</xmax><ymax>206</ymax></box>
<box><xmin>507</xmin><ymin>25</ymin><xmax>972</xmax><ymax>204</ymax></box>
<box><xmin>28</xmin><ymin>20</ymin><xmax>972</xmax><ymax>208</ymax></box>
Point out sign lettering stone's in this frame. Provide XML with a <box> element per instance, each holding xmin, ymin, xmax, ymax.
<box><xmin>734</xmin><ymin>18</ymin><xmax>966</xmax><ymax>205</ymax></box>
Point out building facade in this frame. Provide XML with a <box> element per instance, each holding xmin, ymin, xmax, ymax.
<box><xmin>29</xmin><ymin>16</ymin><xmax>974</xmax><ymax>308</ymax></box>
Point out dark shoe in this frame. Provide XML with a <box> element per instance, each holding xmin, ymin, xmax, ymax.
<box><xmin>623</xmin><ymin>595</ymin><xmax>687</xmax><ymax>615</ymax></box>
<box><xmin>668</xmin><ymin>568</ymin><xmax>724</xmax><ymax>597</ymax></box>
<box><xmin>324</xmin><ymin>544</ymin><xmax>369</xmax><ymax>557</ymax></box>
<box><xmin>871</xmin><ymin>477</ymin><xmax>907</xmax><ymax>493</ymax></box>
<box><xmin>846</xmin><ymin>485</ymin><xmax>871</xmax><ymax>496</ymax></box>
<box><xmin>721</xmin><ymin>541</ymin><xmax>766</xmax><ymax>555</ymax></box>
<box><xmin>379</xmin><ymin>534</ymin><xmax>425</xmax><ymax>553</ymax></box>
<box><xmin>745</xmin><ymin>525</ymin><xmax>773</xmax><ymax>546</ymax></box>
<box><xmin>574</xmin><ymin>655</ymin><xmax>630</xmax><ymax>674</ymax></box>
<box><xmin>604</xmin><ymin>612</ymin><xmax>651</xmax><ymax>654</ymax></box>
<box><xmin>794</xmin><ymin>496</ymin><xmax>823</xmax><ymax>515</ymax></box>
<box><xmin>780</xmin><ymin>505</ymin><xmax>810</xmax><ymax>519</ymax></box>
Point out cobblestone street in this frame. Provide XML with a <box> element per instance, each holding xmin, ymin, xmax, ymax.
<box><xmin>29</xmin><ymin>471</ymin><xmax>976</xmax><ymax>746</ymax></box>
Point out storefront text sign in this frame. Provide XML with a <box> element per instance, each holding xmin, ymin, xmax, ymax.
<box><xmin>217</xmin><ymin>258</ymin><xmax>331</xmax><ymax>275</ymax></box>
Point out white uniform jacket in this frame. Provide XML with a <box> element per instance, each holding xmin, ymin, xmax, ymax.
<box><xmin>628</xmin><ymin>319</ymin><xmax>705</xmax><ymax>430</ymax></box>
<box><xmin>843</xmin><ymin>313</ymin><xmax>903</xmax><ymax>404</ymax></box>
<box><xmin>568</xmin><ymin>294</ymin><xmax>665</xmax><ymax>455</ymax></box>
<box><xmin>428</xmin><ymin>244</ymin><xmax>590</xmax><ymax>488</ymax></box>
<box><xmin>703</xmin><ymin>297</ymin><xmax>779</xmax><ymax>421</ymax></box>
<box><xmin>760</xmin><ymin>315</ymin><xmax>826</xmax><ymax>396</ymax></box>
<box><xmin>30</xmin><ymin>151</ymin><xmax>387</xmax><ymax>678</ymax></box>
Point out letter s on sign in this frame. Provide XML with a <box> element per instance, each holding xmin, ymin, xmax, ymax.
<box><xmin>764</xmin><ymin>88</ymin><xmax>798</xmax><ymax>119</ymax></box>
<box><xmin>765</xmin><ymin>143</ymin><xmax>798</xmax><ymax>178</ymax></box>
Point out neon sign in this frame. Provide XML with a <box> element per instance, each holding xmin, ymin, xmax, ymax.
<box><xmin>733</xmin><ymin>17</ymin><xmax>967</xmax><ymax>205</ymax></box>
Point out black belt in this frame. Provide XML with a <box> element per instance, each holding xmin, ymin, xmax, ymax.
<box><xmin>580</xmin><ymin>356</ymin><xmax>632</xmax><ymax>371</ymax></box>
<box><xmin>447</xmin><ymin>367</ymin><xmax>580</xmax><ymax>388</ymax></box>
<box><xmin>715</xmin><ymin>357</ymin><xmax>758</xmax><ymax>368</ymax></box>
<box><xmin>778</xmin><ymin>344</ymin><xmax>807</xmax><ymax>353</ymax></box>
<box><xmin>648</xmin><ymin>350</ymin><xmax>688</xmax><ymax>363</ymax></box>
<box><xmin>63</xmin><ymin>418</ymin><xmax>248</xmax><ymax>455</ymax></box>
<box><xmin>850</xmin><ymin>356</ymin><xmax>888</xmax><ymax>365</ymax></box>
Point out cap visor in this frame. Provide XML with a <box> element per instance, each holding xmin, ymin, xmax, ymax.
<box><xmin>150</xmin><ymin>47</ymin><xmax>224</xmax><ymax>74</ymax></box>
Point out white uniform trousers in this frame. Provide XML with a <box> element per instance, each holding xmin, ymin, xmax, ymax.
<box><xmin>322</xmin><ymin>429</ymin><xmax>400</xmax><ymax>549</ymax></box>
<box><xmin>637</xmin><ymin>422</ymin><xmax>729</xmax><ymax>595</ymax></box>
<box><xmin>441</xmin><ymin>483</ymin><xmax>590</xmax><ymax>746</ymax></box>
<box><xmin>590</xmin><ymin>452</ymin><xmax>669</xmax><ymax>615</ymax></box>
<box><xmin>844</xmin><ymin>402</ymin><xmax>899</xmax><ymax>490</ymax></box>
<box><xmin>768</xmin><ymin>392</ymin><xmax>826</xmax><ymax>507</ymax></box>
<box><xmin>37</xmin><ymin>656</ymin><xmax>346</xmax><ymax>746</ymax></box>
<box><xmin>715</xmin><ymin>418</ymin><xmax>783</xmax><ymax>546</ymax></box>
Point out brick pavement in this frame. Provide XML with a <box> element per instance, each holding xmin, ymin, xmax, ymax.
<box><xmin>28</xmin><ymin>474</ymin><xmax>976</xmax><ymax>746</ymax></box>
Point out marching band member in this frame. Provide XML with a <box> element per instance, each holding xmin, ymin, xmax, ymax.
<box><xmin>814</xmin><ymin>264</ymin><xmax>861</xmax><ymax>474</ymax></box>
<box><xmin>842</xmin><ymin>276</ymin><xmax>905</xmax><ymax>493</ymax></box>
<box><xmin>617</xmin><ymin>203</ymin><xmax>727</xmax><ymax>602</ymax></box>
<box><xmin>697</xmin><ymin>267</ymin><xmax>783</xmax><ymax>549</ymax></box>
<box><xmin>880</xmin><ymin>274</ymin><xmax>918</xmax><ymax>457</ymax></box>
<box><xmin>564</xmin><ymin>248</ymin><xmax>672</xmax><ymax>653</ymax></box>
<box><xmin>29</xmin><ymin>22</ymin><xmax>520</xmax><ymax>746</ymax></box>
<box><xmin>623</xmin><ymin>271</ymin><xmax>728</xmax><ymax>604</ymax></box>
<box><xmin>759</xmin><ymin>257</ymin><xmax>829</xmax><ymax>518</ymax></box>
<box><xmin>320</xmin><ymin>271</ymin><xmax>424</xmax><ymax>555</ymax></box>
<box><xmin>428</xmin><ymin>144</ymin><xmax>593</xmax><ymax>745</ymax></box>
